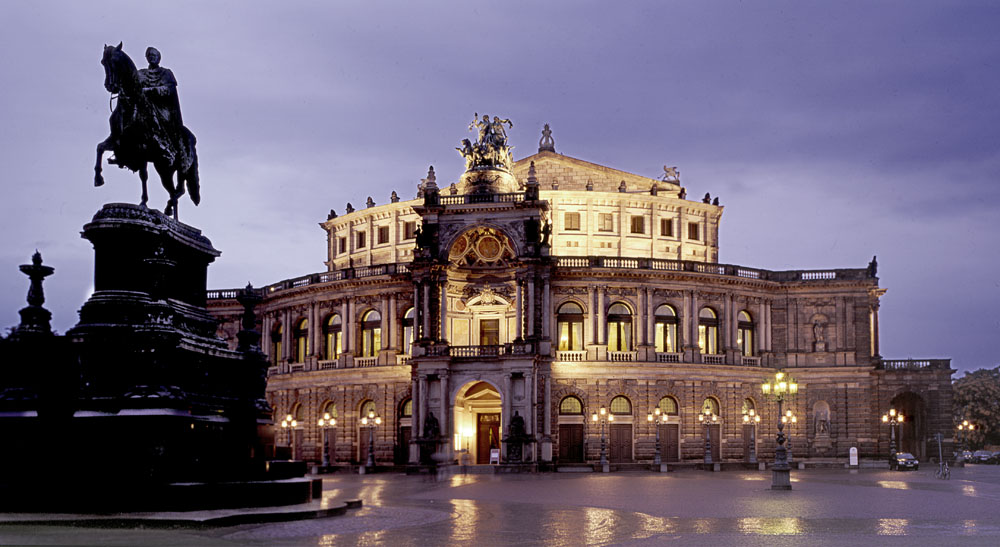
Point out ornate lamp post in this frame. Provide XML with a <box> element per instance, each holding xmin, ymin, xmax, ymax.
<box><xmin>647</xmin><ymin>408</ymin><xmax>667</xmax><ymax>468</ymax></box>
<box><xmin>280</xmin><ymin>413</ymin><xmax>297</xmax><ymax>458</ymax></box>
<box><xmin>591</xmin><ymin>406</ymin><xmax>613</xmax><ymax>473</ymax></box>
<box><xmin>361</xmin><ymin>409</ymin><xmax>382</xmax><ymax>471</ymax></box>
<box><xmin>743</xmin><ymin>408</ymin><xmax>761</xmax><ymax>464</ymax></box>
<box><xmin>698</xmin><ymin>407</ymin><xmax>718</xmax><ymax>466</ymax></box>
<box><xmin>782</xmin><ymin>410</ymin><xmax>797</xmax><ymax>463</ymax></box>
<box><xmin>881</xmin><ymin>408</ymin><xmax>904</xmax><ymax>470</ymax></box>
<box><xmin>761</xmin><ymin>370</ymin><xmax>798</xmax><ymax>490</ymax></box>
<box><xmin>318</xmin><ymin>413</ymin><xmax>336</xmax><ymax>467</ymax></box>
<box><xmin>957</xmin><ymin>420</ymin><xmax>975</xmax><ymax>460</ymax></box>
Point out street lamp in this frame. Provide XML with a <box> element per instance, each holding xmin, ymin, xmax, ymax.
<box><xmin>591</xmin><ymin>406</ymin><xmax>613</xmax><ymax>472</ymax></box>
<box><xmin>881</xmin><ymin>408</ymin><xmax>904</xmax><ymax>469</ymax></box>
<box><xmin>761</xmin><ymin>370</ymin><xmax>798</xmax><ymax>490</ymax></box>
<box><xmin>318</xmin><ymin>412</ymin><xmax>336</xmax><ymax>467</ymax></box>
<box><xmin>698</xmin><ymin>407</ymin><xmax>719</xmax><ymax>466</ymax></box>
<box><xmin>361</xmin><ymin>409</ymin><xmax>382</xmax><ymax>471</ymax></box>
<box><xmin>742</xmin><ymin>408</ymin><xmax>761</xmax><ymax>463</ymax></box>
<box><xmin>647</xmin><ymin>407</ymin><xmax>667</xmax><ymax>467</ymax></box>
<box><xmin>957</xmin><ymin>420</ymin><xmax>976</xmax><ymax>459</ymax></box>
<box><xmin>280</xmin><ymin>413</ymin><xmax>297</xmax><ymax>458</ymax></box>
<box><xmin>781</xmin><ymin>410</ymin><xmax>798</xmax><ymax>463</ymax></box>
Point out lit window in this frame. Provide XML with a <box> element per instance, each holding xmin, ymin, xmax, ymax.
<box><xmin>698</xmin><ymin>307</ymin><xmax>719</xmax><ymax>355</ymax></box>
<box><xmin>741</xmin><ymin>398</ymin><xmax>755</xmax><ymax>416</ymax></box>
<box><xmin>660</xmin><ymin>218</ymin><xmax>673</xmax><ymax>237</ymax></box>
<box><xmin>607</xmin><ymin>302</ymin><xmax>632</xmax><ymax>352</ymax></box>
<box><xmin>610</xmin><ymin>396</ymin><xmax>632</xmax><ymax>415</ymax></box>
<box><xmin>402</xmin><ymin>307</ymin><xmax>416</xmax><ymax>355</ymax></box>
<box><xmin>737</xmin><ymin>310</ymin><xmax>754</xmax><ymax>357</ymax></box>
<box><xmin>702</xmin><ymin>397</ymin><xmax>720</xmax><ymax>415</ymax></box>
<box><xmin>557</xmin><ymin>302</ymin><xmax>584</xmax><ymax>351</ymax></box>
<box><xmin>293</xmin><ymin>318</ymin><xmax>309</xmax><ymax>363</ymax></box>
<box><xmin>324</xmin><ymin>314</ymin><xmax>342</xmax><ymax>360</ymax></box>
<box><xmin>654</xmin><ymin>304</ymin><xmax>678</xmax><ymax>353</ymax></box>
<box><xmin>565</xmin><ymin>212</ymin><xmax>581</xmax><ymax>231</ymax></box>
<box><xmin>360</xmin><ymin>400</ymin><xmax>375</xmax><ymax>418</ymax></box>
<box><xmin>598</xmin><ymin>213</ymin><xmax>614</xmax><ymax>232</ymax></box>
<box><xmin>401</xmin><ymin>399</ymin><xmax>412</xmax><ymax>418</ymax></box>
<box><xmin>658</xmin><ymin>396</ymin><xmax>679</xmax><ymax>416</ymax></box>
<box><xmin>630</xmin><ymin>215</ymin><xmax>644</xmax><ymax>234</ymax></box>
<box><xmin>378</xmin><ymin>226</ymin><xmax>389</xmax><ymax>245</ymax></box>
<box><xmin>688</xmin><ymin>222</ymin><xmax>700</xmax><ymax>241</ymax></box>
<box><xmin>560</xmin><ymin>396</ymin><xmax>583</xmax><ymax>415</ymax></box>
<box><xmin>361</xmin><ymin>310</ymin><xmax>381</xmax><ymax>357</ymax></box>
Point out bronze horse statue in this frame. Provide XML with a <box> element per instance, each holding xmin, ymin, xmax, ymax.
<box><xmin>95</xmin><ymin>43</ymin><xmax>199</xmax><ymax>219</ymax></box>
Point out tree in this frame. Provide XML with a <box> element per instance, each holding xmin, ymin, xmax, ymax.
<box><xmin>953</xmin><ymin>366</ymin><xmax>1000</xmax><ymax>449</ymax></box>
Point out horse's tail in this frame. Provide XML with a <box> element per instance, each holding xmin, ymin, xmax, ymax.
<box><xmin>183</xmin><ymin>128</ymin><xmax>200</xmax><ymax>206</ymax></box>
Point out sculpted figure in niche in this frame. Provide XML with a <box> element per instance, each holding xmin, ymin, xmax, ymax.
<box><xmin>424</xmin><ymin>411</ymin><xmax>440</xmax><ymax>439</ymax></box>
<box><xmin>813</xmin><ymin>321</ymin><xmax>825</xmax><ymax>343</ymax></box>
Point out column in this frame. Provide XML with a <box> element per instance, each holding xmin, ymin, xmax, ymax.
<box><xmin>341</xmin><ymin>300</ymin><xmax>350</xmax><ymax>352</ymax></box>
<box><xmin>439</xmin><ymin>373</ymin><xmax>450</xmax><ymax>450</ymax></box>
<box><xmin>413</xmin><ymin>284</ymin><xmax>421</xmax><ymax>339</ymax></box>
<box><xmin>281</xmin><ymin>309</ymin><xmax>291</xmax><ymax>361</ymax></box>
<box><xmin>765</xmin><ymin>300</ymin><xmax>773</xmax><ymax>351</ymax></box>
<box><xmin>418</xmin><ymin>375</ymin><xmax>428</xmax><ymax>437</ymax></box>
<box><xmin>262</xmin><ymin>316</ymin><xmax>272</xmax><ymax>360</ymax></box>
<box><xmin>389</xmin><ymin>294</ymin><xmax>397</xmax><ymax>350</ymax></box>
<box><xmin>423</xmin><ymin>283</ymin><xmax>431</xmax><ymax>338</ymax></box>
<box><xmin>586</xmin><ymin>287</ymin><xmax>595</xmax><ymax>345</ymax></box>
<box><xmin>440</xmin><ymin>282</ymin><xmax>448</xmax><ymax>342</ymax></box>
<box><xmin>345</xmin><ymin>299</ymin><xmax>355</xmax><ymax>353</ymax></box>
<box><xmin>310</xmin><ymin>302</ymin><xmax>320</xmax><ymax>358</ymax></box>
<box><xmin>541</xmin><ymin>279</ymin><xmax>551</xmax><ymax>339</ymax></box>
<box><xmin>380</xmin><ymin>295</ymin><xmax>389</xmax><ymax>350</ymax></box>
<box><xmin>543</xmin><ymin>375</ymin><xmax>552</xmax><ymax>436</ymax></box>
<box><xmin>411</xmin><ymin>377</ymin><xmax>420</xmax><ymax>436</ymax></box>
<box><xmin>503</xmin><ymin>374</ymin><xmax>512</xmax><ymax>452</ymax></box>
<box><xmin>596</xmin><ymin>287</ymin><xmax>606</xmax><ymax>345</ymax></box>
<box><xmin>515</xmin><ymin>281</ymin><xmax>523</xmax><ymax>340</ymax></box>
<box><xmin>757</xmin><ymin>300</ymin><xmax>766</xmax><ymax>355</ymax></box>
<box><xmin>527</xmin><ymin>278</ymin><xmax>535</xmax><ymax>337</ymax></box>
<box><xmin>722</xmin><ymin>294</ymin><xmax>731</xmax><ymax>350</ymax></box>
<box><xmin>646</xmin><ymin>288</ymin><xmax>654</xmax><ymax>349</ymax></box>
<box><xmin>636</xmin><ymin>289</ymin><xmax>645</xmax><ymax>346</ymax></box>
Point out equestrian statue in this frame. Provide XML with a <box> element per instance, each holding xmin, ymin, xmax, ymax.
<box><xmin>95</xmin><ymin>43</ymin><xmax>200</xmax><ymax>220</ymax></box>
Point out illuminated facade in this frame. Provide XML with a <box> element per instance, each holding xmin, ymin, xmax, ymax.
<box><xmin>208</xmin><ymin>125</ymin><xmax>953</xmax><ymax>468</ymax></box>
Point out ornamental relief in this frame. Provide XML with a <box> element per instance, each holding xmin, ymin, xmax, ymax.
<box><xmin>448</xmin><ymin>226</ymin><xmax>518</xmax><ymax>267</ymax></box>
<box><xmin>554</xmin><ymin>286</ymin><xmax>589</xmax><ymax>295</ymax></box>
<box><xmin>605</xmin><ymin>287</ymin><xmax>636</xmax><ymax>296</ymax></box>
<box><xmin>696</xmin><ymin>291</ymin><xmax>724</xmax><ymax>301</ymax></box>
<box><xmin>653</xmin><ymin>289</ymin><xmax>684</xmax><ymax>298</ymax></box>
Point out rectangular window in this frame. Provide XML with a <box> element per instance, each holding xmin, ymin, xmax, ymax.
<box><xmin>357</xmin><ymin>231</ymin><xmax>366</xmax><ymax>249</ymax></box>
<box><xmin>565</xmin><ymin>212</ymin><xmax>581</xmax><ymax>231</ymax></box>
<box><xmin>377</xmin><ymin>225</ymin><xmax>389</xmax><ymax>245</ymax></box>
<box><xmin>338</xmin><ymin>237</ymin><xmax>347</xmax><ymax>253</ymax></box>
<box><xmin>630</xmin><ymin>215</ymin><xmax>645</xmax><ymax>234</ymax></box>
<box><xmin>688</xmin><ymin>222</ymin><xmax>700</xmax><ymax>241</ymax></box>
<box><xmin>403</xmin><ymin>221</ymin><xmax>417</xmax><ymax>240</ymax></box>
<box><xmin>480</xmin><ymin>319</ymin><xmax>500</xmax><ymax>346</ymax></box>
<box><xmin>660</xmin><ymin>218</ymin><xmax>673</xmax><ymax>237</ymax></box>
<box><xmin>598</xmin><ymin>213</ymin><xmax>614</xmax><ymax>232</ymax></box>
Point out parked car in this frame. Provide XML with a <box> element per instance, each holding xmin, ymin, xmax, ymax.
<box><xmin>973</xmin><ymin>450</ymin><xmax>993</xmax><ymax>463</ymax></box>
<box><xmin>986</xmin><ymin>451</ymin><xmax>1000</xmax><ymax>465</ymax></box>
<box><xmin>961</xmin><ymin>450</ymin><xmax>974</xmax><ymax>461</ymax></box>
<box><xmin>894</xmin><ymin>452</ymin><xmax>919</xmax><ymax>470</ymax></box>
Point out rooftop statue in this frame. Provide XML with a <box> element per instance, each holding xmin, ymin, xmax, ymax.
<box><xmin>95</xmin><ymin>43</ymin><xmax>200</xmax><ymax>220</ymax></box>
<box><xmin>458</xmin><ymin>113</ymin><xmax>514</xmax><ymax>172</ymax></box>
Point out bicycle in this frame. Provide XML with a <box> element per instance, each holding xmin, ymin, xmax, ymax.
<box><xmin>935</xmin><ymin>461</ymin><xmax>950</xmax><ymax>480</ymax></box>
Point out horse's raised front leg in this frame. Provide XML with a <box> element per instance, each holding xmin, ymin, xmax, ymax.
<box><xmin>138</xmin><ymin>165</ymin><xmax>149</xmax><ymax>208</ymax></box>
<box><xmin>95</xmin><ymin>137</ymin><xmax>113</xmax><ymax>187</ymax></box>
<box><xmin>155</xmin><ymin>163</ymin><xmax>178</xmax><ymax>219</ymax></box>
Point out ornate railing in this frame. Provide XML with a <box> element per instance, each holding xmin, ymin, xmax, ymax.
<box><xmin>741</xmin><ymin>356</ymin><xmax>762</xmax><ymax>367</ymax></box>
<box><xmin>207</xmin><ymin>262</ymin><xmax>412</xmax><ymax>300</ymax></box>
<box><xmin>438</xmin><ymin>192</ymin><xmax>525</xmax><ymax>205</ymax></box>
<box><xmin>879</xmin><ymin>359</ymin><xmax>951</xmax><ymax>371</ymax></box>
<box><xmin>422</xmin><ymin>342</ymin><xmax>535</xmax><ymax>358</ymax></box>
<box><xmin>355</xmin><ymin>357</ymin><xmax>378</xmax><ymax>368</ymax></box>
<box><xmin>702</xmin><ymin>354</ymin><xmax>725</xmax><ymax>365</ymax></box>
<box><xmin>607</xmin><ymin>351</ymin><xmax>637</xmax><ymax>362</ymax></box>
<box><xmin>553</xmin><ymin>257</ymin><xmax>872</xmax><ymax>283</ymax></box>
<box><xmin>556</xmin><ymin>350</ymin><xmax>586</xmax><ymax>362</ymax></box>
<box><xmin>656</xmin><ymin>352</ymin><xmax>681</xmax><ymax>363</ymax></box>
<box><xmin>319</xmin><ymin>360</ymin><xmax>338</xmax><ymax>370</ymax></box>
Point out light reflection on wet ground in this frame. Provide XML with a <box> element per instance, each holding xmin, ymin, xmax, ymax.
<box><xmin>6</xmin><ymin>467</ymin><xmax>1000</xmax><ymax>545</ymax></box>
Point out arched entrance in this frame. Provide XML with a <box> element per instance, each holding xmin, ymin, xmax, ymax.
<box><xmin>454</xmin><ymin>381</ymin><xmax>502</xmax><ymax>464</ymax></box>
<box><xmin>890</xmin><ymin>392</ymin><xmax>927</xmax><ymax>460</ymax></box>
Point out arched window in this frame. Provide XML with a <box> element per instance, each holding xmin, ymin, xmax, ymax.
<box><xmin>702</xmin><ymin>397</ymin><xmax>720</xmax><ymax>416</ymax></box>
<box><xmin>557</xmin><ymin>302</ymin><xmax>584</xmax><ymax>351</ymax></box>
<box><xmin>741</xmin><ymin>398</ymin><xmax>755</xmax><ymax>415</ymax></box>
<box><xmin>698</xmin><ymin>307</ymin><xmax>719</xmax><ymax>355</ymax></box>
<box><xmin>293</xmin><ymin>318</ymin><xmax>309</xmax><ymax>362</ymax></box>
<box><xmin>654</xmin><ymin>304</ymin><xmax>678</xmax><ymax>353</ymax></box>
<box><xmin>737</xmin><ymin>310</ymin><xmax>754</xmax><ymax>357</ymax></box>
<box><xmin>607</xmin><ymin>303</ymin><xmax>633</xmax><ymax>352</ymax></box>
<box><xmin>658</xmin><ymin>396</ymin><xmax>679</xmax><ymax>416</ymax></box>
<box><xmin>324</xmin><ymin>314</ymin><xmax>342</xmax><ymax>360</ymax></box>
<box><xmin>360</xmin><ymin>310</ymin><xmax>382</xmax><ymax>357</ymax></box>
<box><xmin>360</xmin><ymin>400</ymin><xmax>375</xmax><ymax>419</ymax></box>
<box><xmin>400</xmin><ymin>398</ymin><xmax>412</xmax><ymax>418</ymax></box>
<box><xmin>402</xmin><ymin>308</ymin><xmax>415</xmax><ymax>355</ymax></box>
<box><xmin>610</xmin><ymin>396</ymin><xmax>632</xmax><ymax>415</ymax></box>
<box><xmin>321</xmin><ymin>401</ymin><xmax>338</xmax><ymax>421</ymax></box>
<box><xmin>560</xmin><ymin>396</ymin><xmax>583</xmax><ymax>415</ymax></box>
<box><xmin>270</xmin><ymin>323</ymin><xmax>283</xmax><ymax>366</ymax></box>
<box><xmin>290</xmin><ymin>402</ymin><xmax>302</xmax><ymax>422</ymax></box>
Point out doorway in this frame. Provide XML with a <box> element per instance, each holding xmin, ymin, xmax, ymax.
<box><xmin>660</xmin><ymin>423</ymin><xmax>679</xmax><ymax>462</ymax></box>
<box><xmin>609</xmin><ymin>424</ymin><xmax>633</xmax><ymax>463</ymax></box>
<box><xmin>480</xmin><ymin>319</ymin><xmax>500</xmax><ymax>345</ymax></box>
<box><xmin>476</xmin><ymin>413</ymin><xmax>501</xmax><ymax>464</ymax></box>
<box><xmin>559</xmin><ymin>424</ymin><xmax>585</xmax><ymax>463</ymax></box>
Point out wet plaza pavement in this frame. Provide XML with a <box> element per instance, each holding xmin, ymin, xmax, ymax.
<box><xmin>5</xmin><ymin>465</ymin><xmax>1000</xmax><ymax>545</ymax></box>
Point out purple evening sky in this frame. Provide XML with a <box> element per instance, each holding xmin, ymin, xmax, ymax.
<box><xmin>0</xmin><ymin>1</ymin><xmax>997</xmax><ymax>374</ymax></box>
